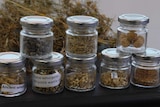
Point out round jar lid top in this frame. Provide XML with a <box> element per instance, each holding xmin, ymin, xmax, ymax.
<box><xmin>35</xmin><ymin>52</ymin><xmax>64</xmax><ymax>64</ymax></box>
<box><xmin>132</xmin><ymin>48</ymin><xmax>160</xmax><ymax>60</ymax></box>
<box><xmin>118</xmin><ymin>13</ymin><xmax>149</xmax><ymax>25</ymax></box>
<box><xmin>20</xmin><ymin>16</ymin><xmax>53</xmax><ymax>29</ymax></box>
<box><xmin>67</xmin><ymin>15</ymin><xmax>99</xmax><ymax>28</ymax></box>
<box><xmin>0</xmin><ymin>52</ymin><xmax>24</xmax><ymax>64</ymax></box>
<box><xmin>101</xmin><ymin>48</ymin><xmax>131</xmax><ymax>62</ymax></box>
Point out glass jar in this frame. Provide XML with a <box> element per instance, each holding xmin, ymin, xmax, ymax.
<box><xmin>131</xmin><ymin>48</ymin><xmax>160</xmax><ymax>88</ymax></box>
<box><xmin>65</xmin><ymin>15</ymin><xmax>99</xmax><ymax>58</ymax></box>
<box><xmin>20</xmin><ymin>15</ymin><xmax>54</xmax><ymax>59</ymax></box>
<box><xmin>32</xmin><ymin>52</ymin><xmax>64</xmax><ymax>94</ymax></box>
<box><xmin>116</xmin><ymin>13</ymin><xmax>149</xmax><ymax>54</ymax></box>
<box><xmin>99</xmin><ymin>48</ymin><xmax>131</xmax><ymax>89</ymax></box>
<box><xmin>65</xmin><ymin>54</ymin><xmax>97</xmax><ymax>92</ymax></box>
<box><xmin>0</xmin><ymin>52</ymin><xmax>27</xmax><ymax>97</ymax></box>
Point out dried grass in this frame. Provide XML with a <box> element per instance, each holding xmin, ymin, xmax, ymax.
<box><xmin>0</xmin><ymin>0</ymin><xmax>116</xmax><ymax>54</ymax></box>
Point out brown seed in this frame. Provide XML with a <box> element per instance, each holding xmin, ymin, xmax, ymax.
<box><xmin>133</xmin><ymin>36</ymin><xmax>144</xmax><ymax>48</ymax></box>
<box><xmin>127</xmin><ymin>31</ymin><xmax>137</xmax><ymax>42</ymax></box>
<box><xmin>120</xmin><ymin>38</ymin><xmax>130</xmax><ymax>47</ymax></box>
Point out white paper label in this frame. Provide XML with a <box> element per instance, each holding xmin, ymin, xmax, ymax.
<box><xmin>33</xmin><ymin>71</ymin><xmax>61</xmax><ymax>87</ymax></box>
<box><xmin>111</xmin><ymin>72</ymin><xmax>118</xmax><ymax>78</ymax></box>
<box><xmin>1</xmin><ymin>84</ymin><xmax>25</xmax><ymax>94</ymax></box>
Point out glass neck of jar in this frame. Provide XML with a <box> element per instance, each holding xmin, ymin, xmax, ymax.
<box><xmin>102</xmin><ymin>59</ymin><xmax>130</xmax><ymax>67</ymax></box>
<box><xmin>22</xmin><ymin>26</ymin><xmax>52</xmax><ymax>35</ymax></box>
<box><xmin>119</xmin><ymin>23</ymin><xmax>147</xmax><ymax>31</ymax></box>
<box><xmin>67</xmin><ymin>60</ymin><xmax>95</xmax><ymax>68</ymax></box>
<box><xmin>69</xmin><ymin>26</ymin><xmax>97</xmax><ymax>34</ymax></box>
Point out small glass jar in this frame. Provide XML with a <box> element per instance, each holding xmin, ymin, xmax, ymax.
<box><xmin>99</xmin><ymin>48</ymin><xmax>131</xmax><ymax>89</ymax></box>
<box><xmin>65</xmin><ymin>54</ymin><xmax>97</xmax><ymax>92</ymax></box>
<box><xmin>116</xmin><ymin>13</ymin><xmax>149</xmax><ymax>54</ymax></box>
<box><xmin>0</xmin><ymin>52</ymin><xmax>27</xmax><ymax>97</ymax></box>
<box><xmin>32</xmin><ymin>52</ymin><xmax>64</xmax><ymax>94</ymax></box>
<box><xmin>65</xmin><ymin>15</ymin><xmax>99</xmax><ymax>58</ymax></box>
<box><xmin>131</xmin><ymin>48</ymin><xmax>160</xmax><ymax>88</ymax></box>
<box><xmin>20</xmin><ymin>15</ymin><xmax>54</xmax><ymax>59</ymax></box>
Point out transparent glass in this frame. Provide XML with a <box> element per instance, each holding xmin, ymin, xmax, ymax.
<box><xmin>131</xmin><ymin>60</ymin><xmax>160</xmax><ymax>88</ymax></box>
<box><xmin>20</xmin><ymin>29</ymin><xmax>53</xmax><ymax>59</ymax></box>
<box><xmin>117</xmin><ymin>23</ymin><xmax>148</xmax><ymax>54</ymax></box>
<box><xmin>0</xmin><ymin>66</ymin><xmax>27</xmax><ymax>97</ymax></box>
<box><xmin>32</xmin><ymin>62</ymin><xmax>64</xmax><ymax>94</ymax></box>
<box><xmin>99</xmin><ymin>60</ymin><xmax>131</xmax><ymax>89</ymax></box>
<box><xmin>66</xmin><ymin>27</ymin><xmax>98</xmax><ymax>58</ymax></box>
<box><xmin>65</xmin><ymin>58</ymin><xmax>97</xmax><ymax>92</ymax></box>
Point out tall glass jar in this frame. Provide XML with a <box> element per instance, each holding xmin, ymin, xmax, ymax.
<box><xmin>65</xmin><ymin>54</ymin><xmax>97</xmax><ymax>92</ymax></box>
<box><xmin>20</xmin><ymin>15</ymin><xmax>54</xmax><ymax>59</ymax></box>
<box><xmin>131</xmin><ymin>48</ymin><xmax>160</xmax><ymax>88</ymax></box>
<box><xmin>116</xmin><ymin>13</ymin><xmax>149</xmax><ymax>54</ymax></box>
<box><xmin>0</xmin><ymin>52</ymin><xmax>27</xmax><ymax>97</ymax></box>
<box><xmin>65</xmin><ymin>15</ymin><xmax>99</xmax><ymax>58</ymax></box>
<box><xmin>99</xmin><ymin>48</ymin><xmax>131</xmax><ymax>89</ymax></box>
<box><xmin>32</xmin><ymin>52</ymin><xmax>64</xmax><ymax>94</ymax></box>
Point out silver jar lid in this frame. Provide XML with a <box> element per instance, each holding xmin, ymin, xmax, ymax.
<box><xmin>132</xmin><ymin>48</ymin><xmax>160</xmax><ymax>62</ymax></box>
<box><xmin>118</xmin><ymin>13</ymin><xmax>149</xmax><ymax>25</ymax></box>
<box><xmin>0</xmin><ymin>52</ymin><xmax>25</xmax><ymax>67</ymax></box>
<box><xmin>20</xmin><ymin>16</ymin><xmax>53</xmax><ymax>29</ymax></box>
<box><xmin>34</xmin><ymin>52</ymin><xmax>64</xmax><ymax>66</ymax></box>
<box><xmin>101</xmin><ymin>48</ymin><xmax>131</xmax><ymax>65</ymax></box>
<box><xmin>66</xmin><ymin>15</ymin><xmax>99</xmax><ymax>28</ymax></box>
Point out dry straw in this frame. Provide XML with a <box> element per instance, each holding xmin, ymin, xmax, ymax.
<box><xmin>0</xmin><ymin>0</ymin><xmax>116</xmax><ymax>54</ymax></box>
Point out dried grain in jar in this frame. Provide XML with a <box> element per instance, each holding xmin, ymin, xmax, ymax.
<box><xmin>65</xmin><ymin>15</ymin><xmax>99</xmax><ymax>58</ymax></box>
<box><xmin>99</xmin><ymin>48</ymin><xmax>131</xmax><ymax>89</ymax></box>
<box><xmin>20</xmin><ymin>16</ymin><xmax>54</xmax><ymax>59</ymax></box>
<box><xmin>131</xmin><ymin>48</ymin><xmax>160</xmax><ymax>88</ymax></box>
<box><xmin>117</xmin><ymin>13</ymin><xmax>149</xmax><ymax>54</ymax></box>
<box><xmin>0</xmin><ymin>52</ymin><xmax>27</xmax><ymax>97</ymax></box>
<box><xmin>32</xmin><ymin>52</ymin><xmax>64</xmax><ymax>94</ymax></box>
<box><xmin>65</xmin><ymin>54</ymin><xmax>97</xmax><ymax>92</ymax></box>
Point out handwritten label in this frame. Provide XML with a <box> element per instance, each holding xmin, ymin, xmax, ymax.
<box><xmin>33</xmin><ymin>71</ymin><xmax>61</xmax><ymax>87</ymax></box>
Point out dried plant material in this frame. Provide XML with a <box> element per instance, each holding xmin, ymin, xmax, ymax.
<box><xmin>133</xmin><ymin>36</ymin><xmax>144</xmax><ymax>48</ymax></box>
<box><xmin>133</xmin><ymin>68</ymin><xmax>159</xmax><ymax>86</ymax></box>
<box><xmin>66</xmin><ymin>35</ymin><xmax>97</xmax><ymax>56</ymax></box>
<box><xmin>65</xmin><ymin>71</ymin><xmax>96</xmax><ymax>91</ymax></box>
<box><xmin>100</xmin><ymin>71</ymin><xmax>129</xmax><ymax>88</ymax></box>
<box><xmin>0</xmin><ymin>0</ymin><xmax>116</xmax><ymax>54</ymax></box>
<box><xmin>119</xmin><ymin>31</ymin><xmax>144</xmax><ymax>48</ymax></box>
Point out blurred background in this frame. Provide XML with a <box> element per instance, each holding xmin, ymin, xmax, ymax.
<box><xmin>98</xmin><ymin>0</ymin><xmax>160</xmax><ymax>49</ymax></box>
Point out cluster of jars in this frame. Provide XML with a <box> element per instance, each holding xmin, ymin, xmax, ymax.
<box><xmin>0</xmin><ymin>16</ymin><xmax>64</xmax><ymax>97</ymax></box>
<box><xmin>0</xmin><ymin>15</ymin><xmax>100</xmax><ymax>97</ymax></box>
<box><xmin>99</xmin><ymin>13</ymin><xmax>160</xmax><ymax>89</ymax></box>
<box><xmin>1</xmin><ymin>13</ymin><xmax>160</xmax><ymax>97</ymax></box>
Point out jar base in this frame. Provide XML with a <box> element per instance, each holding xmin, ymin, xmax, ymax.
<box><xmin>0</xmin><ymin>88</ymin><xmax>27</xmax><ymax>97</ymax></box>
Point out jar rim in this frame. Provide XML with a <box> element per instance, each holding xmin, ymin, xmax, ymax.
<box><xmin>132</xmin><ymin>48</ymin><xmax>160</xmax><ymax>61</ymax></box>
<box><xmin>0</xmin><ymin>51</ymin><xmax>25</xmax><ymax>67</ymax></box>
<box><xmin>118</xmin><ymin>13</ymin><xmax>149</xmax><ymax>25</ymax></box>
<box><xmin>20</xmin><ymin>16</ymin><xmax>53</xmax><ymax>29</ymax></box>
<box><xmin>67</xmin><ymin>15</ymin><xmax>99</xmax><ymax>28</ymax></box>
<box><xmin>33</xmin><ymin>52</ymin><xmax>64</xmax><ymax>65</ymax></box>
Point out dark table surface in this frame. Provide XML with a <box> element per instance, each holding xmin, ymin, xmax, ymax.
<box><xmin>1</xmin><ymin>73</ymin><xmax>160</xmax><ymax>107</ymax></box>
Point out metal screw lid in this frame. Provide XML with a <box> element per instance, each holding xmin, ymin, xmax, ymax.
<box><xmin>66</xmin><ymin>15</ymin><xmax>99</xmax><ymax>28</ymax></box>
<box><xmin>101</xmin><ymin>48</ymin><xmax>131</xmax><ymax>66</ymax></box>
<box><xmin>118</xmin><ymin>13</ymin><xmax>149</xmax><ymax>25</ymax></box>
<box><xmin>20</xmin><ymin>16</ymin><xmax>53</xmax><ymax>29</ymax></box>
<box><xmin>132</xmin><ymin>48</ymin><xmax>160</xmax><ymax>62</ymax></box>
<box><xmin>34</xmin><ymin>52</ymin><xmax>64</xmax><ymax>66</ymax></box>
<box><xmin>0</xmin><ymin>52</ymin><xmax>25</xmax><ymax>67</ymax></box>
